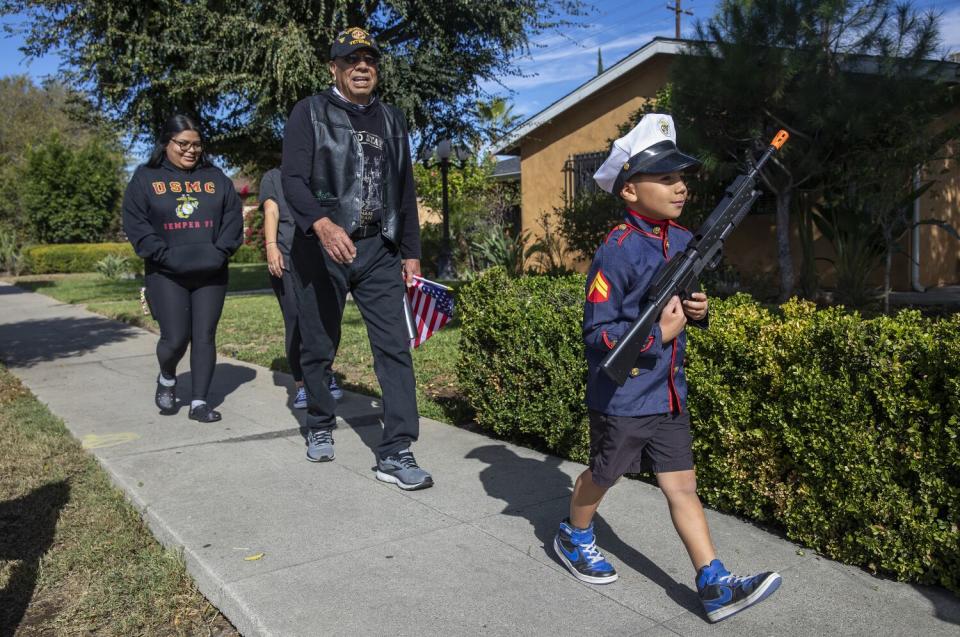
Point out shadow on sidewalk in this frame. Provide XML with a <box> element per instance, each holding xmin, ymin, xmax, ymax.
<box><xmin>0</xmin><ymin>316</ymin><xmax>141</xmax><ymax>368</ymax></box>
<box><xmin>175</xmin><ymin>362</ymin><xmax>257</xmax><ymax>411</ymax></box>
<box><xmin>0</xmin><ymin>285</ymin><xmax>31</xmax><ymax>296</ymax></box>
<box><xmin>913</xmin><ymin>585</ymin><xmax>960</xmax><ymax>626</ymax></box>
<box><xmin>338</xmin><ymin>413</ymin><xmax>387</xmax><ymax>460</ymax></box>
<box><xmin>466</xmin><ymin>444</ymin><xmax>702</xmax><ymax>615</ymax></box>
<box><xmin>267</xmin><ymin>367</ymin><xmax>387</xmax><ymax>454</ymax></box>
<box><xmin>0</xmin><ymin>480</ymin><xmax>71</xmax><ymax>637</ymax></box>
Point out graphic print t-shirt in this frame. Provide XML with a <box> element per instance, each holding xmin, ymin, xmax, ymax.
<box><xmin>337</xmin><ymin>94</ymin><xmax>385</xmax><ymax>226</ymax></box>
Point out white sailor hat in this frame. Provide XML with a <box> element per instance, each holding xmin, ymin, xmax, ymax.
<box><xmin>593</xmin><ymin>113</ymin><xmax>701</xmax><ymax>195</ymax></box>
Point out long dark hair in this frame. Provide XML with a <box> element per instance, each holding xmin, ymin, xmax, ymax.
<box><xmin>146</xmin><ymin>114</ymin><xmax>211</xmax><ymax>168</ymax></box>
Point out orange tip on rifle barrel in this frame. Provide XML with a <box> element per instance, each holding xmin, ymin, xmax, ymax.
<box><xmin>771</xmin><ymin>130</ymin><xmax>789</xmax><ymax>150</ymax></box>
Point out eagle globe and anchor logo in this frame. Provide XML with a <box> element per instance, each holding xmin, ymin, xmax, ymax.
<box><xmin>175</xmin><ymin>195</ymin><xmax>199</xmax><ymax>219</ymax></box>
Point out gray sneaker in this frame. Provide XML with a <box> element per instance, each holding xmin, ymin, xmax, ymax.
<box><xmin>306</xmin><ymin>428</ymin><xmax>334</xmax><ymax>462</ymax></box>
<box><xmin>376</xmin><ymin>449</ymin><xmax>434</xmax><ymax>490</ymax></box>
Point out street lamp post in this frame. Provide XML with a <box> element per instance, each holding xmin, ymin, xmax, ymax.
<box><xmin>436</xmin><ymin>140</ymin><xmax>454</xmax><ymax>280</ymax></box>
<box><xmin>424</xmin><ymin>139</ymin><xmax>466</xmax><ymax>280</ymax></box>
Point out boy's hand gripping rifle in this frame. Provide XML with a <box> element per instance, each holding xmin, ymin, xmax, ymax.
<box><xmin>599</xmin><ymin>130</ymin><xmax>789</xmax><ymax>386</ymax></box>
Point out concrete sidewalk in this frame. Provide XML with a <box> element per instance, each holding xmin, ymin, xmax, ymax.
<box><xmin>1</xmin><ymin>281</ymin><xmax>957</xmax><ymax>636</ymax></box>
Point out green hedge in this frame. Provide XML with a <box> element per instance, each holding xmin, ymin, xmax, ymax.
<box><xmin>230</xmin><ymin>244</ymin><xmax>265</xmax><ymax>264</ymax></box>
<box><xmin>22</xmin><ymin>242</ymin><xmax>263</xmax><ymax>273</ymax></box>
<box><xmin>23</xmin><ymin>243</ymin><xmax>140</xmax><ymax>274</ymax></box>
<box><xmin>457</xmin><ymin>267</ymin><xmax>960</xmax><ymax>592</ymax></box>
<box><xmin>458</xmin><ymin>268</ymin><xmax>590</xmax><ymax>460</ymax></box>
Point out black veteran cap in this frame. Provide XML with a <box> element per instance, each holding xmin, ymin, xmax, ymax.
<box><xmin>593</xmin><ymin>114</ymin><xmax>701</xmax><ymax>195</ymax></box>
<box><xmin>330</xmin><ymin>27</ymin><xmax>381</xmax><ymax>60</ymax></box>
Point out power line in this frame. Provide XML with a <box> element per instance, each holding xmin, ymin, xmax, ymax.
<box><xmin>528</xmin><ymin>1</ymin><xmax>671</xmax><ymax>56</ymax></box>
<box><xmin>526</xmin><ymin>0</ymin><xmax>639</xmax><ymax>49</ymax></box>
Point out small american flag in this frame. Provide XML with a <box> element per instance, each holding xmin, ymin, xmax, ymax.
<box><xmin>406</xmin><ymin>275</ymin><xmax>454</xmax><ymax>348</ymax></box>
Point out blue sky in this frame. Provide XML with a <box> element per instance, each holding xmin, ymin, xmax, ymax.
<box><xmin>482</xmin><ymin>0</ymin><xmax>960</xmax><ymax>121</ymax></box>
<box><xmin>2</xmin><ymin>0</ymin><xmax>959</xmax><ymax>125</ymax></box>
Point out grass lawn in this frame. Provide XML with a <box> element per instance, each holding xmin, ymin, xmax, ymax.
<box><xmin>86</xmin><ymin>293</ymin><xmax>467</xmax><ymax>425</ymax></box>
<box><xmin>0</xmin><ymin>365</ymin><xmax>236</xmax><ymax>636</ymax></box>
<box><xmin>5</xmin><ymin>263</ymin><xmax>270</xmax><ymax>304</ymax></box>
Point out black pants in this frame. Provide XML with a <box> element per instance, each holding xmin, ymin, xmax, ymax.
<box><xmin>145</xmin><ymin>268</ymin><xmax>228</xmax><ymax>401</ymax></box>
<box><xmin>290</xmin><ymin>231</ymin><xmax>419</xmax><ymax>459</ymax></box>
<box><xmin>269</xmin><ymin>269</ymin><xmax>303</xmax><ymax>382</ymax></box>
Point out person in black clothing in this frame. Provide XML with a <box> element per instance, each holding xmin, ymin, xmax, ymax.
<box><xmin>282</xmin><ymin>27</ymin><xmax>433</xmax><ymax>490</ymax></box>
<box><xmin>123</xmin><ymin>114</ymin><xmax>244</xmax><ymax>423</ymax></box>
<box><xmin>260</xmin><ymin>167</ymin><xmax>344</xmax><ymax>409</ymax></box>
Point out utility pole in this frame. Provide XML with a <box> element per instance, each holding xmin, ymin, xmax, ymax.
<box><xmin>666</xmin><ymin>0</ymin><xmax>693</xmax><ymax>39</ymax></box>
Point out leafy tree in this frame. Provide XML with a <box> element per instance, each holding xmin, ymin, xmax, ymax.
<box><xmin>554</xmin><ymin>191</ymin><xmax>621</xmax><ymax>262</ymax></box>
<box><xmin>3</xmin><ymin>0</ymin><xmax>584</xmax><ymax>173</ymax></box>
<box><xmin>814</xmin><ymin>39</ymin><xmax>959</xmax><ymax>309</ymax></box>
<box><xmin>414</xmin><ymin>153</ymin><xmax>519</xmax><ymax>276</ymax></box>
<box><xmin>474</xmin><ymin>97</ymin><xmax>523</xmax><ymax>149</ymax></box>
<box><xmin>0</xmin><ymin>75</ymin><xmax>121</xmax><ymax>234</ymax></box>
<box><xmin>19</xmin><ymin>135</ymin><xmax>124</xmax><ymax>244</ymax></box>
<box><xmin>671</xmin><ymin>0</ymin><xmax>951</xmax><ymax>301</ymax></box>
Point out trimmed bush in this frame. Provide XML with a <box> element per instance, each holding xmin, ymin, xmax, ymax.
<box><xmin>458</xmin><ymin>267</ymin><xmax>589</xmax><ymax>460</ymax></box>
<box><xmin>23</xmin><ymin>243</ymin><xmax>140</xmax><ymax>274</ymax></box>
<box><xmin>230</xmin><ymin>243</ymin><xmax>264</xmax><ymax>264</ymax></box>
<box><xmin>19</xmin><ymin>135</ymin><xmax>124</xmax><ymax>244</ymax></box>
<box><xmin>457</xmin><ymin>267</ymin><xmax>960</xmax><ymax>592</ymax></box>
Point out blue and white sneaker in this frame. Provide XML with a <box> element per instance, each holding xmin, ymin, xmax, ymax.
<box><xmin>553</xmin><ymin>518</ymin><xmax>618</xmax><ymax>584</ymax></box>
<box><xmin>293</xmin><ymin>386</ymin><xmax>307</xmax><ymax>409</ymax></box>
<box><xmin>305</xmin><ymin>428</ymin><xmax>334</xmax><ymax>462</ymax></box>
<box><xmin>328</xmin><ymin>375</ymin><xmax>343</xmax><ymax>401</ymax></box>
<box><xmin>696</xmin><ymin>559</ymin><xmax>781</xmax><ymax>623</ymax></box>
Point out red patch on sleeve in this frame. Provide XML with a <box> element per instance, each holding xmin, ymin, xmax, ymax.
<box><xmin>587</xmin><ymin>270</ymin><xmax>610</xmax><ymax>303</ymax></box>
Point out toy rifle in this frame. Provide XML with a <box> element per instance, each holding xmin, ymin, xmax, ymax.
<box><xmin>599</xmin><ymin>130</ymin><xmax>789</xmax><ymax>386</ymax></box>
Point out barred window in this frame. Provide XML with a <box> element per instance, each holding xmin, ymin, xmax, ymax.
<box><xmin>562</xmin><ymin>150</ymin><xmax>607</xmax><ymax>205</ymax></box>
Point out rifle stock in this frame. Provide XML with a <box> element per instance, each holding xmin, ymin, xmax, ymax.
<box><xmin>599</xmin><ymin>130</ymin><xmax>788</xmax><ymax>385</ymax></box>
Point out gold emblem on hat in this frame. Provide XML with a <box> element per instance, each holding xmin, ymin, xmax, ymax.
<box><xmin>351</xmin><ymin>28</ymin><xmax>368</xmax><ymax>40</ymax></box>
<box><xmin>658</xmin><ymin>118</ymin><xmax>670</xmax><ymax>136</ymax></box>
<box><xmin>622</xmin><ymin>162</ymin><xmax>630</xmax><ymax>171</ymax></box>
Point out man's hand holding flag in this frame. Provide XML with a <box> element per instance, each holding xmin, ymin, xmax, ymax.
<box><xmin>405</xmin><ymin>275</ymin><xmax>454</xmax><ymax>348</ymax></box>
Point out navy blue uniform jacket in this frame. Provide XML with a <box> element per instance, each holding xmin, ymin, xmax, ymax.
<box><xmin>584</xmin><ymin>209</ymin><xmax>704</xmax><ymax>417</ymax></box>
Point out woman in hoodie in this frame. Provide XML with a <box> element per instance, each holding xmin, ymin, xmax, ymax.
<box><xmin>123</xmin><ymin>114</ymin><xmax>243</xmax><ymax>423</ymax></box>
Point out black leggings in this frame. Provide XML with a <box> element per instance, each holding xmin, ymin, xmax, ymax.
<box><xmin>145</xmin><ymin>268</ymin><xmax>228</xmax><ymax>401</ymax></box>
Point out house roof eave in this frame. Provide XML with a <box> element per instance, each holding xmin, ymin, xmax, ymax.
<box><xmin>490</xmin><ymin>37</ymin><xmax>686</xmax><ymax>155</ymax></box>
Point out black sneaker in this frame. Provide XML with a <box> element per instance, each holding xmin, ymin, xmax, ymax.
<box><xmin>188</xmin><ymin>403</ymin><xmax>222</xmax><ymax>423</ymax></box>
<box><xmin>155</xmin><ymin>376</ymin><xmax>176</xmax><ymax>414</ymax></box>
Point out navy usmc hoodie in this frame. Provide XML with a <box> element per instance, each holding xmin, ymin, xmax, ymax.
<box><xmin>122</xmin><ymin>158</ymin><xmax>243</xmax><ymax>275</ymax></box>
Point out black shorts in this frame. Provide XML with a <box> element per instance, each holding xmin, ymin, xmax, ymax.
<box><xmin>588</xmin><ymin>410</ymin><xmax>695</xmax><ymax>488</ymax></box>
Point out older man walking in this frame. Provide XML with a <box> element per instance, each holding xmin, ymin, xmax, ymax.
<box><xmin>281</xmin><ymin>27</ymin><xmax>432</xmax><ymax>490</ymax></box>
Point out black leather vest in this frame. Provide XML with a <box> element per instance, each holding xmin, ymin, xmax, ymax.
<box><xmin>306</xmin><ymin>93</ymin><xmax>409</xmax><ymax>244</ymax></box>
